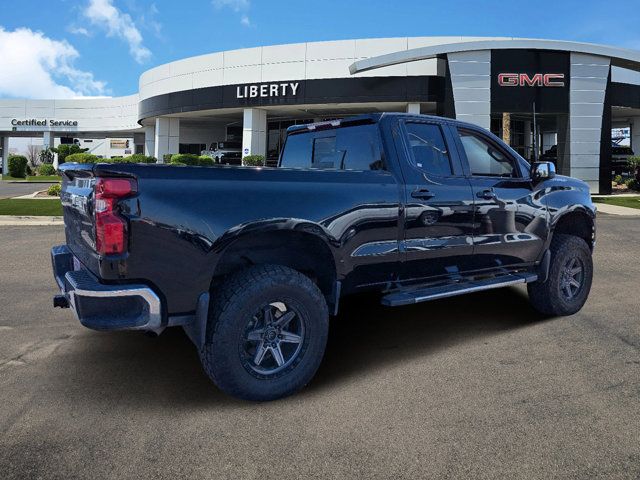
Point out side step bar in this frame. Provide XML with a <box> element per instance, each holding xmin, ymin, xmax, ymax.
<box><xmin>381</xmin><ymin>272</ymin><xmax>538</xmax><ymax>307</ymax></box>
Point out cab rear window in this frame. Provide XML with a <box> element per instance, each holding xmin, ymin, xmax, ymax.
<box><xmin>280</xmin><ymin>124</ymin><xmax>383</xmax><ymax>171</ymax></box>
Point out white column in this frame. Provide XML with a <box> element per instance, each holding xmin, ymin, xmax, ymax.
<box><xmin>43</xmin><ymin>131</ymin><xmax>54</xmax><ymax>150</ymax></box>
<box><xmin>242</xmin><ymin>108</ymin><xmax>267</xmax><ymax>159</ymax></box>
<box><xmin>447</xmin><ymin>51</ymin><xmax>491</xmax><ymax>130</ymax></box>
<box><xmin>1</xmin><ymin>137</ymin><xmax>9</xmax><ymax>176</ymax></box>
<box><xmin>407</xmin><ymin>103</ymin><xmax>420</xmax><ymax>114</ymax></box>
<box><xmin>154</xmin><ymin>118</ymin><xmax>180</xmax><ymax>163</ymax></box>
<box><xmin>630</xmin><ymin>117</ymin><xmax>640</xmax><ymax>156</ymax></box>
<box><xmin>144</xmin><ymin>126</ymin><xmax>156</xmax><ymax>157</ymax></box>
<box><xmin>569</xmin><ymin>53</ymin><xmax>610</xmax><ymax>193</ymax></box>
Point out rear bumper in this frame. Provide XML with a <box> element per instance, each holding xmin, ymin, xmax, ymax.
<box><xmin>51</xmin><ymin>245</ymin><xmax>163</xmax><ymax>333</ymax></box>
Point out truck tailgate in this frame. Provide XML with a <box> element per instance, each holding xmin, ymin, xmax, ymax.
<box><xmin>59</xmin><ymin>164</ymin><xmax>100</xmax><ymax>275</ymax></box>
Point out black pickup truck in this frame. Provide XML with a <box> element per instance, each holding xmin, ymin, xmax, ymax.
<box><xmin>52</xmin><ymin>113</ymin><xmax>595</xmax><ymax>401</ymax></box>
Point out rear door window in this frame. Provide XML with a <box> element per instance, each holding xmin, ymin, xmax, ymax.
<box><xmin>404</xmin><ymin>122</ymin><xmax>452</xmax><ymax>176</ymax></box>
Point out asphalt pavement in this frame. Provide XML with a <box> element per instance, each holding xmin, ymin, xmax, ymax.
<box><xmin>0</xmin><ymin>181</ymin><xmax>56</xmax><ymax>199</ymax></box>
<box><xmin>0</xmin><ymin>216</ymin><xmax>639</xmax><ymax>479</ymax></box>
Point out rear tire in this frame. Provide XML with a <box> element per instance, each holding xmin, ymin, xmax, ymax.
<box><xmin>200</xmin><ymin>265</ymin><xmax>329</xmax><ymax>401</ymax></box>
<box><xmin>527</xmin><ymin>234</ymin><xmax>593</xmax><ymax>316</ymax></box>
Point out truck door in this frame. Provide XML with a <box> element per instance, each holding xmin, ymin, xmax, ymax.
<box><xmin>452</xmin><ymin>127</ymin><xmax>548</xmax><ymax>270</ymax></box>
<box><xmin>394</xmin><ymin>119</ymin><xmax>476</xmax><ymax>283</ymax></box>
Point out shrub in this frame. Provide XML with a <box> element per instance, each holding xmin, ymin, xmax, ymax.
<box><xmin>8</xmin><ymin>155</ymin><xmax>28</xmax><ymax>178</ymax></box>
<box><xmin>170</xmin><ymin>154</ymin><xmax>200</xmax><ymax>166</ymax></box>
<box><xmin>242</xmin><ymin>155</ymin><xmax>265</xmax><ymax>167</ymax></box>
<box><xmin>47</xmin><ymin>184</ymin><xmax>61</xmax><ymax>196</ymax></box>
<box><xmin>613</xmin><ymin>174</ymin><xmax>623</xmax><ymax>185</ymax></box>
<box><xmin>625</xmin><ymin>178</ymin><xmax>640</xmax><ymax>191</ymax></box>
<box><xmin>26</xmin><ymin>165</ymin><xmax>33</xmax><ymax>177</ymax></box>
<box><xmin>54</xmin><ymin>144</ymin><xmax>88</xmax><ymax>165</ymax></box>
<box><xmin>38</xmin><ymin>163</ymin><xmax>57</xmax><ymax>176</ymax></box>
<box><xmin>170</xmin><ymin>161</ymin><xmax>186</xmax><ymax>166</ymax></box>
<box><xmin>66</xmin><ymin>153</ymin><xmax>100</xmax><ymax>164</ymax></box>
<box><xmin>127</xmin><ymin>154</ymin><xmax>157</xmax><ymax>163</ymax></box>
<box><xmin>163</xmin><ymin>154</ymin><xmax>174</xmax><ymax>163</ymax></box>
<box><xmin>99</xmin><ymin>154</ymin><xmax>157</xmax><ymax>164</ymax></box>
<box><xmin>197</xmin><ymin>155</ymin><xmax>214</xmax><ymax>166</ymax></box>
<box><xmin>629</xmin><ymin>156</ymin><xmax>640</xmax><ymax>181</ymax></box>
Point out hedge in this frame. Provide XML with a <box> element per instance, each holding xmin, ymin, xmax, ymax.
<box><xmin>65</xmin><ymin>153</ymin><xmax>157</xmax><ymax>164</ymax></box>
<box><xmin>170</xmin><ymin>154</ymin><xmax>200</xmax><ymax>166</ymax></box>
<box><xmin>242</xmin><ymin>155</ymin><xmax>265</xmax><ymax>166</ymax></box>
<box><xmin>66</xmin><ymin>153</ymin><xmax>100</xmax><ymax>163</ymax></box>
<box><xmin>170</xmin><ymin>154</ymin><xmax>214</xmax><ymax>167</ymax></box>
<box><xmin>198</xmin><ymin>155</ymin><xmax>214</xmax><ymax>166</ymax></box>
<box><xmin>100</xmin><ymin>154</ymin><xmax>157</xmax><ymax>164</ymax></box>
<box><xmin>38</xmin><ymin>164</ymin><xmax>57</xmax><ymax>176</ymax></box>
<box><xmin>8</xmin><ymin>155</ymin><xmax>28</xmax><ymax>178</ymax></box>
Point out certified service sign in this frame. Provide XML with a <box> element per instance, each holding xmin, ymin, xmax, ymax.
<box><xmin>11</xmin><ymin>119</ymin><xmax>79</xmax><ymax>127</ymax></box>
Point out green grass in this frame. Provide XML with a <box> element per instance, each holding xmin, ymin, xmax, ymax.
<box><xmin>1</xmin><ymin>175</ymin><xmax>61</xmax><ymax>182</ymax></box>
<box><xmin>0</xmin><ymin>199</ymin><xmax>63</xmax><ymax>216</ymax></box>
<box><xmin>27</xmin><ymin>176</ymin><xmax>61</xmax><ymax>182</ymax></box>
<box><xmin>593</xmin><ymin>196</ymin><xmax>640</xmax><ymax>210</ymax></box>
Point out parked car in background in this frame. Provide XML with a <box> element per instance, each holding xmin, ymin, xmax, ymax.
<box><xmin>611</xmin><ymin>138</ymin><xmax>634</xmax><ymax>176</ymax></box>
<box><xmin>201</xmin><ymin>141</ymin><xmax>242</xmax><ymax>164</ymax></box>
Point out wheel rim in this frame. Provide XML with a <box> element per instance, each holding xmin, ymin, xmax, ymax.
<box><xmin>559</xmin><ymin>256</ymin><xmax>585</xmax><ymax>301</ymax></box>
<box><xmin>240</xmin><ymin>301</ymin><xmax>305</xmax><ymax>377</ymax></box>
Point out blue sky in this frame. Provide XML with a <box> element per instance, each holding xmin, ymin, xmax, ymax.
<box><xmin>0</xmin><ymin>0</ymin><xmax>639</xmax><ymax>98</ymax></box>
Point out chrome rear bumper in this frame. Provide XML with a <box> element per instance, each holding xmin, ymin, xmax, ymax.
<box><xmin>51</xmin><ymin>245</ymin><xmax>163</xmax><ymax>334</ymax></box>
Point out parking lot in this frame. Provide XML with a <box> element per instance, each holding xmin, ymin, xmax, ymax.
<box><xmin>1</xmin><ymin>215</ymin><xmax>639</xmax><ymax>479</ymax></box>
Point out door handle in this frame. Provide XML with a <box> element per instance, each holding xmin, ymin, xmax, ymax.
<box><xmin>411</xmin><ymin>189</ymin><xmax>435</xmax><ymax>200</ymax></box>
<box><xmin>477</xmin><ymin>189</ymin><xmax>497</xmax><ymax>200</ymax></box>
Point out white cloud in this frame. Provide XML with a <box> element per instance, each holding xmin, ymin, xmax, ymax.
<box><xmin>68</xmin><ymin>25</ymin><xmax>90</xmax><ymax>36</ymax></box>
<box><xmin>0</xmin><ymin>27</ymin><xmax>108</xmax><ymax>99</ymax></box>
<box><xmin>213</xmin><ymin>0</ymin><xmax>252</xmax><ymax>27</ymax></box>
<box><xmin>212</xmin><ymin>0</ymin><xmax>250</xmax><ymax>11</ymax></box>
<box><xmin>83</xmin><ymin>0</ymin><xmax>151</xmax><ymax>63</ymax></box>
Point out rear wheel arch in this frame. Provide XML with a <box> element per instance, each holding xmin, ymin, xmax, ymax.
<box><xmin>210</xmin><ymin>229</ymin><xmax>338</xmax><ymax>301</ymax></box>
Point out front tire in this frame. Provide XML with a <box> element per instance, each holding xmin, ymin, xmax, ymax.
<box><xmin>528</xmin><ymin>234</ymin><xmax>593</xmax><ymax>316</ymax></box>
<box><xmin>200</xmin><ymin>265</ymin><xmax>329</xmax><ymax>401</ymax></box>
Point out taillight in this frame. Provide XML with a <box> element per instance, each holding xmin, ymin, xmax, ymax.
<box><xmin>95</xmin><ymin>177</ymin><xmax>137</xmax><ymax>255</ymax></box>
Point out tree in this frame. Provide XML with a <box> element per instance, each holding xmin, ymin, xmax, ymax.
<box><xmin>53</xmin><ymin>144</ymin><xmax>89</xmax><ymax>165</ymax></box>
<box><xmin>26</xmin><ymin>144</ymin><xmax>42</xmax><ymax>167</ymax></box>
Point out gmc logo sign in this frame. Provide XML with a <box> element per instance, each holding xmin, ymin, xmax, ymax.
<box><xmin>498</xmin><ymin>73</ymin><xmax>565</xmax><ymax>87</ymax></box>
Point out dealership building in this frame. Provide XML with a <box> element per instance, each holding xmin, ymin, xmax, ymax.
<box><xmin>2</xmin><ymin>36</ymin><xmax>640</xmax><ymax>193</ymax></box>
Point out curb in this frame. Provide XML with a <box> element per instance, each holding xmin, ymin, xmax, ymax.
<box><xmin>593</xmin><ymin>203</ymin><xmax>640</xmax><ymax>216</ymax></box>
<box><xmin>0</xmin><ymin>216</ymin><xmax>64</xmax><ymax>226</ymax></box>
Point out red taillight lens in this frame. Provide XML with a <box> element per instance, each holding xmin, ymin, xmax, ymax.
<box><xmin>94</xmin><ymin>178</ymin><xmax>137</xmax><ymax>255</ymax></box>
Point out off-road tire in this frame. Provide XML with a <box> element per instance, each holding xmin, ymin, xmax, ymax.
<box><xmin>200</xmin><ymin>264</ymin><xmax>329</xmax><ymax>401</ymax></box>
<box><xmin>528</xmin><ymin>234</ymin><xmax>593</xmax><ymax>316</ymax></box>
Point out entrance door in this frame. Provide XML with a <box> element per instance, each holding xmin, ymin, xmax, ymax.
<box><xmin>395</xmin><ymin>120</ymin><xmax>476</xmax><ymax>283</ymax></box>
<box><xmin>453</xmin><ymin>127</ymin><xmax>549</xmax><ymax>271</ymax></box>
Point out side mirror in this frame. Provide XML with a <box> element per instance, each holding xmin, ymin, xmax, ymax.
<box><xmin>531</xmin><ymin>161</ymin><xmax>555</xmax><ymax>181</ymax></box>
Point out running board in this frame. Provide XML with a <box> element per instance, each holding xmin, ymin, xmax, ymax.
<box><xmin>381</xmin><ymin>273</ymin><xmax>538</xmax><ymax>307</ymax></box>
